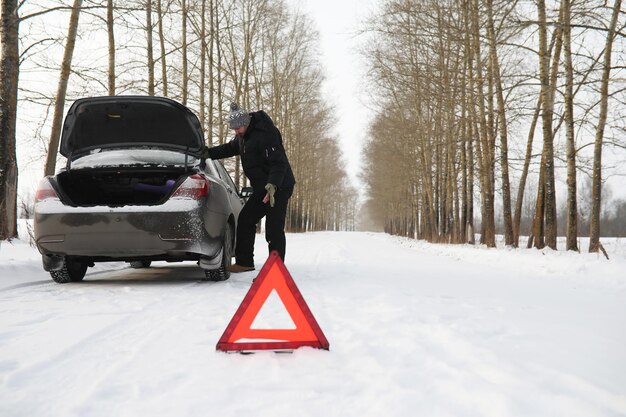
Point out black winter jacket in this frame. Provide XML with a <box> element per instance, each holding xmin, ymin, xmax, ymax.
<box><xmin>206</xmin><ymin>111</ymin><xmax>296</xmax><ymax>193</ymax></box>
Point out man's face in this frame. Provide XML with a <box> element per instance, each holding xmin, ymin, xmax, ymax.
<box><xmin>233</xmin><ymin>125</ymin><xmax>247</xmax><ymax>137</ymax></box>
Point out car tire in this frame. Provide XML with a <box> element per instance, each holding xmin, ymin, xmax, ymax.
<box><xmin>204</xmin><ymin>225</ymin><xmax>233</xmax><ymax>282</ymax></box>
<box><xmin>50</xmin><ymin>258</ymin><xmax>88</xmax><ymax>283</ymax></box>
<box><xmin>130</xmin><ymin>260</ymin><xmax>152</xmax><ymax>269</ymax></box>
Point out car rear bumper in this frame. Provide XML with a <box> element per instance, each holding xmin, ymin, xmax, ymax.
<box><xmin>34</xmin><ymin>200</ymin><xmax>226</xmax><ymax>260</ymax></box>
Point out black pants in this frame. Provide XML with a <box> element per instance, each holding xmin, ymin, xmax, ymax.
<box><xmin>235</xmin><ymin>186</ymin><xmax>293</xmax><ymax>266</ymax></box>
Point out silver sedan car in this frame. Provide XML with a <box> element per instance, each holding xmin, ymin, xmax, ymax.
<box><xmin>34</xmin><ymin>96</ymin><xmax>246</xmax><ymax>283</ymax></box>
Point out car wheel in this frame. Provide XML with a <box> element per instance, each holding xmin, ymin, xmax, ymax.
<box><xmin>204</xmin><ymin>225</ymin><xmax>233</xmax><ymax>282</ymax></box>
<box><xmin>130</xmin><ymin>260</ymin><xmax>152</xmax><ymax>269</ymax></box>
<box><xmin>50</xmin><ymin>258</ymin><xmax>88</xmax><ymax>283</ymax></box>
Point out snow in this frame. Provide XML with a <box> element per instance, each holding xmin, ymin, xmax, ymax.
<box><xmin>1</xmin><ymin>225</ymin><xmax>625</xmax><ymax>417</ymax></box>
<box><xmin>68</xmin><ymin>149</ymin><xmax>200</xmax><ymax>169</ymax></box>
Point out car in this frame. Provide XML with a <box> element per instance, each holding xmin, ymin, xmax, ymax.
<box><xmin>33</xmin><ymin>95</ymin><xmax>246</xmax><ymax>283</ymax></box>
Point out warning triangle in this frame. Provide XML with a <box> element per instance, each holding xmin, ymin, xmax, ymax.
<box><xmin>216</xmin><ymin>251</ymin><xmax>329</xmax><ymax>352</ymax></box>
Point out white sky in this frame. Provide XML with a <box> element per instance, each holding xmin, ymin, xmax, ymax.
<box><xmin>285</xmin><ymin>0</ymin><xmax>380</xmax><ymax>192</ymax></box>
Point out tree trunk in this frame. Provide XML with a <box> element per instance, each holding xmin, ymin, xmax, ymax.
<box><xmin>44</xmin><ymin>0</ymin><xmax>83</xmax><ymax>176</ymax></box>
<box><xmin>514</xmin><ymin>30</ymin><xmax>558</xmax><ymax>245</ymax></box>
<box><xmin>471</xmin><ymin>0</ymin><xmax>495</xmax><ymax>247</ymax></box>
<box><xmin>466</xmin><ymin>122</ymin><xmax>475</xmax><ymax>244</ymax></box>
<box><xmin>181</xmin><ymin>0</ymin><xmax>188</xmax><ymax>104</ymax></box>
<box><xmin>156</xmin><ymin>0</ymin><xmax>167</xmax><ymax>96</ymax></box>
<box><xmin>486</xmin><ymin>0</ymin><xmax>514</xmax><ymax>246</ymax></box>
<box><xmin>199</xmin><ymin>0</ymin><xmax>206</xmax><ymax>137</ymax></box>
<box><xmin>535</xmin><ymin>0</ymin><xmax>559</xmax><ymax>250</ymax></box>
<box><xmin>107</xmin><ymin>0</ymin><xmax>115</xmax><ymax>95</ymax></box>
<box><xmin>207</xmin><ymin>0</ymin><xmax>214</xmax><ymax>146</ymax></box>
<box><xmin>0</xmin><ymin>0</ymin><xmax>20</xmax><ymax>239</ymax></box>
<box><xmin>215</xmin><ymin>0</ymin><xmax>224</xmax><ymax>144</ymax></box>
<box><xmin>589</xmin><ymin>0</ymin><xmax>622</xmax><ymax>253</ymax></box>
<box><xmin>562</xmin><ymin>0</ymin><xmax>578</xmax><ymax>251</ymax></box>
<box><xmin>514</xmin><ymin>97</ymin><xmax>540</xmax><ymax>244</ymax></box>
<box><xmin>531</xmin><ymin>152</ymin><xmax>546</xmax><ymax>249</ymax></box>
<box><xmin>460</xmin><ymin>99</ymin><xmax>468</xmax><ymax>241</ymax></box>
<box><xmin>146</xmin><ymin>0</ymin><xmax>155</xmax><ymax>96</ymax></box>
<box><xmin>462</xmin><ymin>0</ymin><xmax>475</xmax><ymax>244</ymax></box>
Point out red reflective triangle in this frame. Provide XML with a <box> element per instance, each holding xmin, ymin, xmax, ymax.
<box><xmin>216</xmin><ymin>251</ymin><xmax>329</xmax><ymax>352</ymax></box>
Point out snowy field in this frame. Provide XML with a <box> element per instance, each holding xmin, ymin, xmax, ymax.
<box><xmin>1</xmin><ymin>225</ymin><xmax>625</xmax><ymax>417</ymax></box>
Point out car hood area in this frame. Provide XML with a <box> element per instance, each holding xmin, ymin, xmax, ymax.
<box><xmin>60</xmin><ymin>96</ymin><xmax>205</xmax><ymax>159</ymax></box>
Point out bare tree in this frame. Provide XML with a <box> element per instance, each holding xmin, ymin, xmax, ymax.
<box><xmin>107</xmin><ymin>0</ymin><xmax>116</xmax><ymax>95</ymax></box>
<box><xmin>562</xmin><ymin>0</ymin><xmax>578</xmax><ymax>251</ymax></box>
<box><xmin>146</xmin><ymin>0</ymin><xmax>155</xmax><ymax>96</ymax></box>
<box><xmin>206</xmin><ymin>0</ymin><xmax>215</xmax><ymax>145</ymax></box>
<box><xmin>0</xmin><ymin>0</ymin><xmax>20</xmax><ymax>239</ymax></box>
<box><xmin>43</xmin><ymin>0</ymin><xmax>84</xmax><ymax>177</ymax></box>
<box><xmin>471</xmin><ymin>0</ymin><xmax>496</xmax><ymax>247</ymax></box>
<box><xmin>181</xmin><ymin>0</ymin><xmax>188</xmax><ymax>104</ymax></box>
<box><xmin>197</xmin><ymin>0</ymin><xmax>207</xmax><ymax>136</ymax></box>
<box><xmin>156</xmin><ymin>0</ymin><xmax>168</xmax><ymax>95</ymax></box>
<box><xmin>534</xmin><ymin>0</ymin><xmax>560</xmax><ymax>250</ymax></box>
<box><xmin>589</xmin><ymin>0</ymin><xmax>622</xmax><ymax>254</ymax></box>
<box><xmin>214</xmin><ymin>0</ymin><xmax>225</xmax><ymax>145</ymax></box>
<box><xmin>514</xmin><ymin>95</ymin><xmax>541</xmax><ymax>245</ymax></box>
<box><xmin>486</xmin><ymin>0</ymin><xmax>514</xmax><ymax>246</ymax></box>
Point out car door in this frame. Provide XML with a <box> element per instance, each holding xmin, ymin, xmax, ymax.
<box><xmin>212</xmin><ymin>161</ymin><xmax>244</xmax><ymax>220</ymax></box>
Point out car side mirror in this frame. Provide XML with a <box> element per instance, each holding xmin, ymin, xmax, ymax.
<box><xmin>239</xmin><ymin>187</ymin><xmax>253</xmax><ymax>199</ymax></box>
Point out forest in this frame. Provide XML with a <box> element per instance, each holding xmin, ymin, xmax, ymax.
<box><xmin>1</xmin><ymin>0</ymin><xmax>625</xmax><ymax>253</ymax></box>
<box><xmin>361</xmin><ymin>0</ymin><xmax>626</xmax><ymax>252</ymax></box>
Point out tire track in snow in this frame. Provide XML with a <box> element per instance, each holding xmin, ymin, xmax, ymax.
<box><xmin>0</xmin><ymin>262</ymin><xmax>128</xmax><ymax>294</ymax></box>
<box><xmin>1</xmin><ymin>265</ymin><xmax>231</xmax><ymax>415</ymax></box>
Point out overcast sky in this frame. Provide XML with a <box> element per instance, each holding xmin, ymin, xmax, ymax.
<box><xmin>285</xmin><ymin>0</ymin><xmax>380</xmax><ymax>192</ymax></box>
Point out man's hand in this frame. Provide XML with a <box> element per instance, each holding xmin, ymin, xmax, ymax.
<box><xmin>201</xmin><ymin>145</ymin><xmax>211</xmax><ymax>160</ymax></box>
<box><xmin>263</xmin><ymin>183</ymin><xmax>276</xmax><ymax>207</ymax></box>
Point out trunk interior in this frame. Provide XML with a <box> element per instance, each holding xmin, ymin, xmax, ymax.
<box><xmin>55</xmin><ymin>168</ymin><xmax>187</xmax><ymax>207</ymax></box>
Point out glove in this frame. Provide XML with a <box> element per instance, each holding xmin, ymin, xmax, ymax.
<box><xmin>200</xmin><ymin>145</ymin><xmax>211</xmax><ymax>160</ymax></box>
<box><xmin>263</xmin><ymin>183</ymin><xmax>276</xmax><ymax>207</ymax></box>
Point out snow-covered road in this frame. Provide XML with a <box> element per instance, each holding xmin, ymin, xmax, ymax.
<box><xmin>1</xmin><ymin>231</ymin><xmax>625</xmax><ymax>417</ymax></box>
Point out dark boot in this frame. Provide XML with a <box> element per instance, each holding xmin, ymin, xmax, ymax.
<box><xmin>227</xmin><ymin>264</ymin><xmax>255</xmax><ymax>273</ymax></box>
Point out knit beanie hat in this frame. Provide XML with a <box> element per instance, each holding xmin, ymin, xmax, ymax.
<box><xmin>228</xmin><ymin>102</ymin><xmax>251</xmax><ymax>129</ymax></box>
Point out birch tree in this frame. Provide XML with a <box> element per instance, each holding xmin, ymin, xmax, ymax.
<box><xmin>156</xmin><ymin>0</ymin><xmax>168</xmax><ymax>96</ymax></box>
<box><xmin>486</xmin><ymin>0</ymin><xmax>514</xmax><ymax>246</ymax></box>
<box><xmin>43</xmin><ymin>0</ymin><xmax>83</xmax><ymax>176</ymax></box>
<box><xmin>533</xmin><ymin>0</ymin><xmax>560</xmax><ymax>250</ymax></box>
<box><xmin>0</xmin><ymin>0</ymin><xmax>20</xmax><ymax>239</ymax></box>
<box><xmin>562</xmin><ymin>0</ymin><xmax>577</xmax><ymax>251</ymax></box>
<box><xmin>107</xmin><ymin>0</ymin><xmax>115</xmax><ymax>95</ymax></box>
<box><xmin>589</xmin><ymin>0</ymin><xmax>622</xmax><ymax>254</ymax></box>
<box><xmin>146</xmin><ymin>0</ymin><xmax>155</xmax><ymax>96</ymax></box>
<box><xmin>180</xmin><ymin>0</ymin><xmax>188</xmax><ymax>104</ymax></box>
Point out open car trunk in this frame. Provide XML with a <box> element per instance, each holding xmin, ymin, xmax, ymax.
<box><xmin>60</xmin><ymin>96</ymin><xmax>205</xmax><ymax>159</ymax></box>
<box><xmin>54</xmin><ymin>168</ymin><xmax>187</xmax><ymax>207</ymax></box>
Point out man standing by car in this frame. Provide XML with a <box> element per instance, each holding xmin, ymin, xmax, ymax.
<box><xmin>202</xmin><ymin>102</ymin><xmax>296</xmax><ymax>273</ymax></box>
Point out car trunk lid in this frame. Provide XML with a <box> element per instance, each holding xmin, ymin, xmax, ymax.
<box><xmin>60</xmin><ymin>96</ymin><xmax>205</xmax><ymax>159</ymax></box>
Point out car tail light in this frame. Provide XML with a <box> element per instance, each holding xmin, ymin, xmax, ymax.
<box><xmin>172</xmin><ymin>174</ymin><xmax>210</xmax><ymax>199</ymax></box>
<box><xmin>35</xmin><ymin>178</ymin><xmax>60</xmax><ymax>202</ymax></box>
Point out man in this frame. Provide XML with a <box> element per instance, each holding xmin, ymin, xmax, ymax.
<box><xmin>203</xmin><ymin>102</ymin><xmax>296</xmax><ymax>273</ymax></box>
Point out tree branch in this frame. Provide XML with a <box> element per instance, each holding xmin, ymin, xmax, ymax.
<box><xmin>19</xmin><ymin>38</ymin><xmax>57</xmax><ymax>65</ymax></box>
<box><xmin>19</xmin><ymin>5</ymin><xmax>105</xmax><ymax>22</ymax></box>
<box><xmin>513</xmin><ymin>19</ymin><xmax>626</xmax><ymax>38</ymax></box>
